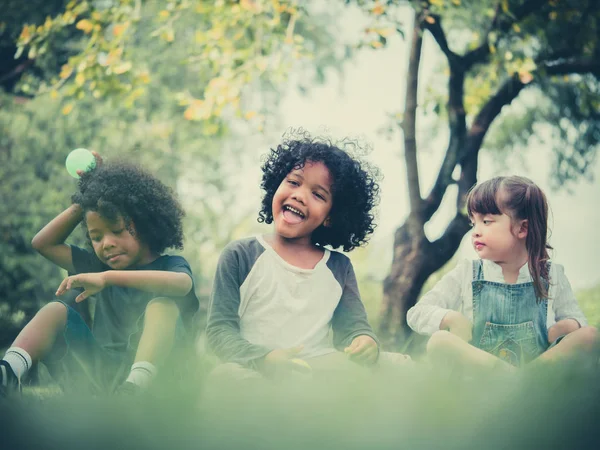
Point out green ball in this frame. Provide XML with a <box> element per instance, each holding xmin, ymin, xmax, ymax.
<box><xmin>66</xmin><ymin>148</ymin><xmax>96</xmax><ymax>178</ymax></box>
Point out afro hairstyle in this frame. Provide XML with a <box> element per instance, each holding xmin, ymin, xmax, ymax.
<box><xmin>72</xmin><ymin>161</ymin><xmax>185</xmax><ymax>254</ymax></box>
<box><xmin>258</xmin><ymin>130</ymin><xmax>380</xmax><ymax>252</ymax></box>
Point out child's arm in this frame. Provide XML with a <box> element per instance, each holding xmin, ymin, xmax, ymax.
<box><xmin>406</xmin><ymin>260</ymin><xmax>468</xmax><ymax>336</ymax></box>
<box><xmin>31</xmin><ymin>204</ymin><xmax>83</xmax><ymax>273</ymax></box>
<box><xmin>549</xmin><ymin>264</ymin><xmax>588</xmax><ymax>342</ymax></box>
<box><xmin>205</xmin><ymin>244</ymin><xmax>272</xmax><ymax>366</ymax></box>
<box><xmin>56</xmin><ymin>270</ymin><xmax>193</xmax><ymax>302</ymax></box>
<box><xmin>331</xmin><ymin>260</ymin><xmax>379</xmax><ymax>361</ymax></box>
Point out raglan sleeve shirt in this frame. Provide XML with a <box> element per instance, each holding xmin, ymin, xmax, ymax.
<box><xmin>330</xmin><ymin>258</ymin><xmax>380</xmax><ymax>350</ymax></box>
<box><xmin>205</xmin><ymin>242</ymin><xmax>272</xmax><ymax>366</ymax></box>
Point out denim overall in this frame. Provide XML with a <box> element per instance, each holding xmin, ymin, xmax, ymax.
<box><xmin>471</xmin><ymin>260</ymin><xmax>549</xmax><ymax>366</ymax></box>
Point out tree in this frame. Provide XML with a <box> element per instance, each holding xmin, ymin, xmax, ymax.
<box><xmin>354</xmin><ymin>0</ymin><xmax>600</xmax><ymax>347</ymax></box>
<box><xmin>15</xmin><ymin>0</ymin><xmax>350</xmax><ymax>133</ymax></box>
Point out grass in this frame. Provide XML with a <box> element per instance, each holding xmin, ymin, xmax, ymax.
<box><xmin>6</xmin><ymin>356</ymin><xmax>600</xmax><ymax>450</ymax></box>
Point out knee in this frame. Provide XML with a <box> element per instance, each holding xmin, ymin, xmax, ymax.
<box><xmin>575</xmin><ymin>326</ymin><xmax>599</xmax><ymax>350</ymax></box>
<box><xmin>427</xmin><ymin>330</ymin><xmax>456</xmax><ymax>354</ymax></box>
<box><xmin>38</xmin><ymin>301</ymin><xmax>68</xmax><ymax>322</ymax></box>
<box><xmin>144</xmin><ymin>298</ymin><xmax>180</xmax><ymax>326</ymax></box>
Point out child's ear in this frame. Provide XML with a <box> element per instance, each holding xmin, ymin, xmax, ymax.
<box><xmin>517</xmin><ymin>219</ymin><xmax>528</xmax><ymax>239</ymax></box>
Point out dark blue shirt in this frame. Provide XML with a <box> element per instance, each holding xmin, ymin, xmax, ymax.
<box><xmin>71</xmin><ymin>245</ymin><xmax>198</xmax><ymax>353</ymax></box>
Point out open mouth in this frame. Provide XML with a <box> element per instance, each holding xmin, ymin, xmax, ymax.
<box><xmin>282</xmin><ymin>205</ymin><xmax>305</xmax><ymax>224</ymax></box>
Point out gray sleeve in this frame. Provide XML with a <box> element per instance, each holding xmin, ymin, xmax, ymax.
<box><xmin>205</xmin><ymin>240</ymin><xmax>272</xmax><ymax>366</ymax></box>
<box><xmin>328</xmin><ymin>255</ymin><xmax>379</xmax><ymax>351</ymax></box>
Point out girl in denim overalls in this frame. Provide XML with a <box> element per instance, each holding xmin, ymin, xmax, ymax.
<box><xmin>407</xmin><ymin>176</ymin><xmax>597</xmax><ymax>369</ymax></box>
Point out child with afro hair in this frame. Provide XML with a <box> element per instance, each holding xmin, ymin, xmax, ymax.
<box><xmin>206</xmin><ymin>130</ymin><xmax>406</xmax><ymax>379</ymax></box>
<box><xmin>0</xmin><ymin>153</ymin><xmax>198</xmax><ymax>397</ymax></box>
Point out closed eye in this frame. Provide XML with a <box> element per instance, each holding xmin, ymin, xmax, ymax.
<box><xmin>314</xmin><ymin>192</ymin><xmax>326</xmax><ymax>201</ymax></box>
<box><xmin>287</xmin><ymin>179</ymin><xmax>300</xmax><ymax>187</ymax></box>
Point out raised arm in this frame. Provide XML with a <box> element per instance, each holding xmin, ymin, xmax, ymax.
<box><xmin>31</xmin><ymin>204</ymin><xmax>83</xmax><ymax>273</ymax></box>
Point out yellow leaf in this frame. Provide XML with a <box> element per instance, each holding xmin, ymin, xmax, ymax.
<box><xmin>75</xmin><ymin>72</ymin><xmax>85</xmax><ymax>86</ymax></box>
<box><xmin>430</xmin><ymin>0</ymin><xmax>444</xmax><ymax>6</ymax></box>
<box><xmin>76</xmin><ymin>19</ymin><xmax>94</xmax><ymax>34</ymax></box>
<box><xmin>113</xmin><ymin>23</ymin><xmax>128</xmax><ymax>37</ymax></box>
<box><xmin>371</xmin><ymin>4</ymin><xmax>385</xmax><ymax>15</ymax></box>
<box><xmin>50</xmin><ymin>90</ymin><xmax>59</xmax><ymax>99</ymax></box>
<box><xmin>519</xmin><ymin>71</ymin><xmax>534</xmax><ymax>84</ymax></box>
<box><xmin>370</xmin><ymin>40</ymin><xmax>383</xmax><ymax>49</ymax></box>
<box><xmin>452</xmin><ymin>0</ymin><xmax>461</xmax><ymax>5</ymax></box>
<box><xmin>62</xmin><ymin>103</ymin><xmax>74</xmax><ymax>115</ymax></box>
<box><xmin>489</xmin><ymin>43</ymin><xmax>496</xmax><ymax>54</ymax></box>
<box><xmin>137</xmin><ymin>71</ymin><xmax>151</xmax><ymax>84</ymax></box>
<box><xmin>184</xmin><ymin>100</ymin><xmax>212</xmax><ymax>121</ymax></box>
<box><xmin>425</xmin><ymin>16</ymin><xmax>436</xmax><ymax>24</ymax></box>
<box><xmin>244</xmin><ymin>110</ymin><xmax>257</xmax><ymax>120</ymax></box>
<box><xmin>240</xmin><ymin>0</ymin><xmax>259</xmax><ymax>12</ymax></box>
<box><xmin>512</xmin><ymin>24</ymin><xmax>521</xmax><ymax>33</ymax></box>
<box><xmin>159</xmin><ymin>10</ymin><xmax>170</xmax><ymax>18</ymax></box>
<box><xmin>59</xmin><ymin>65</ymin><xmax>73</xmax><ymax>79</ymax></box>
<box><xmin>19</xmin><ymin>26</ymin><xmax>31</xmax><ymax>42</ymax></box>
<box><xmin>161</xmin><ymin>29</ymin><xmax>174</xmax><ymax>42</ymax></box>
<box><xmin>549</xmin><ymin>11</ymin><xmax>557</xmax><ymax>20</ymax></box>
<box><xmin>113</xmin><ymin>61</ymin><xmax>132</xmax><ymax>74</ymax></box>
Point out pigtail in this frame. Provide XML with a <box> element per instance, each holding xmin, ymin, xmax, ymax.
<box><xmin>524</xmin><ymin>183</ymin><xmax>552</xmax><ymax>300</ymax></box>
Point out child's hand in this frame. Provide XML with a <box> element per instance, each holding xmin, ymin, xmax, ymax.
<box><xmin>344</xmin><ymin>335</ymin><xmax>379</xmax><ymax>365</ymax></box>
<box><xmin>75</xmin><ymin>150</ymin><xmax>103</xmax><ymax>177</ymax></box>
<box><xmin>260</xmin><ymin>345</ymin><xmax>311</xmax><ymax>375</ymax></box>
<box><xmin>443</xmin><ymin>311</ymin><xmax>473</xmax><ymax>343</ymax></box>
<box><xmin>548</xmin><ymin>318</ymin><xmax>581</xmax><ymax>343</ymax></box>
<box><xmin>56</xmin><ymin>272</ymin><xmax>107</xmax><ymax>302</ymax></box>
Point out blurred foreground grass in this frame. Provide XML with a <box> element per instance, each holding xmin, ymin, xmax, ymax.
<box><xmin>5</xmin><ymin>355</ymin><xmax>600</xmax><ymax>450</ymax></box>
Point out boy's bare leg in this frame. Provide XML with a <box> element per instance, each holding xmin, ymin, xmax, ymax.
<box><xmin>134</xmin><ymin>297</ymin><xmax>180</xmax><ymax>364</ymax></box>
<box><xmin>427</xmin><ymin>330</ymin><xmax>512</xmax><ymax>370</ymax></box>
<box><xmin>12</xmin><ymin>302</ymin><xmax>68</xmax><ymax>361</ymax></box>
<box><xmin>537</xmin><ymin>326</ymin><xmax>598</xmax><ymax>362</ymax></box>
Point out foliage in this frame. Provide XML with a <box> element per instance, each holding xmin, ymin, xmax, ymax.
<box><xmin>15</xmin><ymin>0</ymin><xmax>350</xmax><ymax>134</ymax></box>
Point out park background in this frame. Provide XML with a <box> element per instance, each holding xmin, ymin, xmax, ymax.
<box><xmin>1</xmin><ymin>0</ymin><xmax>599</xmax><ymax>352</ymax></box>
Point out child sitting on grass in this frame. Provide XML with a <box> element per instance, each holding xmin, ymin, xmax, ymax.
<box><xmin>206</xmin><ymin>131</ymin><xmax>409</xmax><ymax>379</ymax></box>
<box><xmin>0</xmin><ymin>154</ymin><xmax>198</xmax><ymax>396</ymax></box>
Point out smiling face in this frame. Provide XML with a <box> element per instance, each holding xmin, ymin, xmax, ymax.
<box><xmin>271</xmin><ymin>160</ymin><xmax>333</xmax><ymax>245</ymax></box>
<box><xmin>86</xmin><ymin>211</ymin><xmax>155</xmax><ymax>269</ymax></box>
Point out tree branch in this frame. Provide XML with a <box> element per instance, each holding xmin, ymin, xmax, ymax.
<box><xmin>464</xmin><ymin>0</ymin><xmax>550</xmax><ymax>70</ymax></box>
<box><xmin>403</xmin><ymin>10</ymin><xmax>424</xmax><ymax>214</ymax></box>
<box><xmin>421</xmin><ymin>14</ymin><xmax>458</xmax><ymax>66</ymax></box>
<box><xmin>544</xmin><ymin>58</ymin><xmax>600</xmax><ymax>77</ymax></box>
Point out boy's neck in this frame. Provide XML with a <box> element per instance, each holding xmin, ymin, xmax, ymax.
<box><xmin>265</xmin><ymin>234</ymin><xmax>324</xmax><ymax>270</ymax></box>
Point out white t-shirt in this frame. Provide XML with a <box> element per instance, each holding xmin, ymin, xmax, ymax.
<box><xmin>407</xmin><ymin>259</ymin><xmax>588</xmax><ymax>335</ymax></box>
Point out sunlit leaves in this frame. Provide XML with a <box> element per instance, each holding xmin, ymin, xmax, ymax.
<box><xmin>15</xmin><ymin>0</ymin><xmax>316</xmax><ymax>134</ymax></box>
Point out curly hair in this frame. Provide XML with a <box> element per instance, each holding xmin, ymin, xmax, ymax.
<box><xmin>72</xmin><ymin>162</ymin><xmax>185</xmax><ymax>254</ymax></box>
<box><xmin>258</xmin><ymin>130</ymin><xmax>381</xmax><ymax>252</ymax></box>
